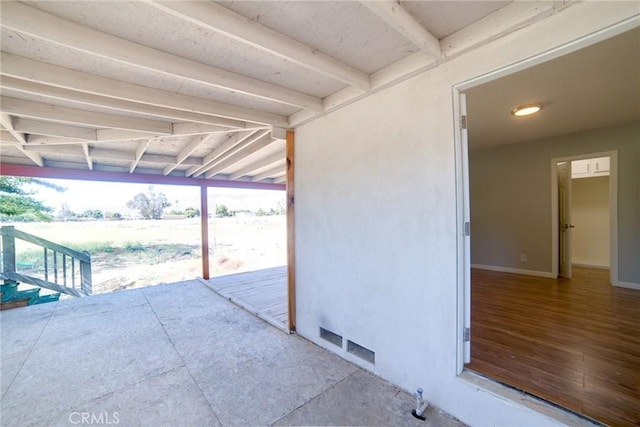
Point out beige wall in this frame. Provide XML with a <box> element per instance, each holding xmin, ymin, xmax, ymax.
<box><xmin>572</xmin><ymin>176</ymin><xmax>610</xmax><ymax>268</ymax></box>
<box><xmin>470</xmin><ymin>121</ymin><xmax>639</xmax><ymax>283</ymax></box>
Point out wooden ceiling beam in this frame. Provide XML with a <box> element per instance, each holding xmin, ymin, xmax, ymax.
<box><xmin>205</xmin><ymin>134</ymin><xmax>275</xmax><ymax>178</ymax></box>
<box><xmin>130</xmin><ymin>140</ymin><xmax>152</xmax><ymax>173</ymax></box>
<box><xmin>228</xmin><ymin>152</ymin><xmax>284</xmax><ymax>181</ymax></box>
<box><xmin>0</xmin><ymin>54</ymin><xmax>284</xmax><ymax>128</ymax></box>
<box><xmin>1</xmin><ymin>163</ymin><xmax>286</xmax><ymax>191</ymax></box>
<box><xmin>25</xmin><ymin>125</ymin><xmax>257</xmax><ymax>146</ymax></box>
<box><xmin>0</xmin><ymin>113</ymin><xmax>43</xmax><ymax>167</ymax></box>
<box><xmin>163</xmin><ymin>134</ymin><xmax>215</xmax><ymax>176</ymax></box>
<box><xmin>188</xmin><ymin>130</ymin><xmax>268</xmax><ymax>177</ymax></box>
<box><xmin>82</xmin><ymin>143</ymin><xmax>93</xmax><ymax>171</ymax></box>
<box><xmin>361</xmin><ymin>0</ymin><xmax>442</xmax><ymax>60</ymax></box>
<box><xmin>23</xmin><ymin>144</ymin><xmax>200</xmax><ymax>167</ymax></box>
<box><xmin>1</xmin><ymin>75</ymin><xmax>251</xmax><ymax>129</ymax></box>
<box><xmin>13</xmin><ymin>117</ymin><xmax>97</xmax><ymax>140</ymax></box>
<box><xmin>1</xmin><ymin>2</ymin><xmax>322</xmax><ymax>111</ymax></box>
<box><xmin>250</xmin><ymin>163</ymin><xmax>286</xmax><ymax>182</ymax></box>
<box><xmin>1</xmin><ymin>97</ymin><xmax>171</xmax><ymax>134</ymax></box>
<box><xmin>149</xmin><ymin>1</ymin><xmax>370</xmax><ymax>90</ymax></box>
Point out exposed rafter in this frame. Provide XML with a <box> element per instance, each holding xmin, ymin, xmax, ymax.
<box><xmin>205</xmin><ymin>134</ymin><xmax>275</xmax><ymax>178</ymax></box>
<box><xmin>163</xmin><ymin>134</ymin><xmax>215</xmax><ymax>176</ymax></box>
<box><xmin>2</xmin><ymin>97</ymin><xmax>172</xmax><ymax>135</ymax></box>
<box><xmin>251</xmin><ymin>163</ymin><xmax>286</xmax><ymax>182</ymax></box>
<box><xmin>13</xmin><ymin>117</ymin><xmax>97</xmax><ymax>140</ymax></box>
<box><xmin>25</xmin><ymin>125</ymin><xmax>260</xmax><ymax>146</ymax></box>
<box><xmin>1</xmin><ymin>163</ymin><xmax>286</xmax><ymax>191</ymax></box>
<box><xmin>148</xmin><ymin>1</ymin><xmax>370</xmax><ymax>91</ymax></box>
<box><xmin>1</xmin><ymin>76</ymin><xmax>250</xmax><ymax>129</ymax></box>
<box><xmin>273</xmin><ymin>175</ymin><xmax>286</xmax><ymax>184</ymax></box>
<box><xmin>0</xmin><ymin>53</ymin><xmax>286</xmax><ymax>128</ymax></box>
<box><xmin>1</xmin><ymin>2</ymin><xmax>322</xmax><ymax>111</ymax></box>
<box><xmin>361</xmin><ymin>1</ymin><xmax>442</xmax><ymax>60</ymax></box>
<box><xmin>23</xmin><ymin>144</ymin><xmax>202</xmax><ymax>167</ymax></box>
<box><xmin>0</xmin><ymin>113</ymin><xmax>44</xmax><ymax>166</ymax></box>
<box><xmin>130</xmin><ymin>140</ymin><xmax>152</xmax><ymax>173</ymax></box>
<box><xmin>188</xmin><ymin>130</ymin><xmax>269</xmax><ymax>177</ymax></box>
<box><xmin>82</xmin><ymin>143</ymin><xmax>93</xmax><ymax>170</ymax></box>
<box><xmin>229</xmin><ymin>152</ymin><xmax>284</xmax><ymax>181</ymax></box>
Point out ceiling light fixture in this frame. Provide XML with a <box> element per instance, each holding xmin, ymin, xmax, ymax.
<box><xmin>511</xmin><ymin>103</ymin><xmax>543</xmax><ymax>117</ymax></box>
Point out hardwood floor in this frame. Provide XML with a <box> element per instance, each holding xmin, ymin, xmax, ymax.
<box><xmin>466</xmin><ymin>267</ymin><xmax>640</xmax><ymax>427</ymax></box>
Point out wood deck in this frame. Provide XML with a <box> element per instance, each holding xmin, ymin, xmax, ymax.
<box><xmin>200</xmin><ymin>266</ymin><xmax>288</xmax><ymax>332</ymax></box>
<box><xmin>466</xmin><ymin>267</ymin><xmax>640</xmax><ymax>427</ymax></box>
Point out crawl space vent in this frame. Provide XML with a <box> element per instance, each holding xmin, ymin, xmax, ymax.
<box><xmin>319</xmin><ymin>327</ymin><xmax>342</xmax><ymax>348</ymax></box>
<box><xmin>347</xmin><ymin>340</ymin><xmax>375</xmax><ymax>364</ymax></box>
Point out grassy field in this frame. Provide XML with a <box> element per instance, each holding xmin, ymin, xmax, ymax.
<box><xmin>7</xmin><ymin>216</ymin><xmax>286</xmax><ymax>294</ymax></box>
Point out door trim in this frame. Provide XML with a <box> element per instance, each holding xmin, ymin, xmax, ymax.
<box><xmin>452</xmin><ymin>18</ymin><xmax>636</xmax><ymax>375</ymax></box>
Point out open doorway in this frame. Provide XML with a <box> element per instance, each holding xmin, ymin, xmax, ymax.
<box><xmin>455</xmin><ymin>26</ymin><xmax>640</xmax><ymax>426</ymax></box>
<box><xmin>552</xmin><ymin>153</ymin><xmax>617</xmax><ymax>282</ymax></box>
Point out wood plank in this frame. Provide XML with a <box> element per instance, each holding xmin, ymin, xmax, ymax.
<box><xmin>202</xmin><ymin>266</ymin><xmax>287</xmax><ymax>331</ymax></box>
<box><xmin>467</xmin><ymin>267</ymin><xmax>640</xmax><ymax>427</ymax></box>
<box><xmin>200</xmin><ymin>186</ymin><xmax>209</xmax><ymax>280</ymax></box>
<box><xmin>286</xmin><ymin>130</ymin><xmax>295</xmax><ymax>332</ymax></box>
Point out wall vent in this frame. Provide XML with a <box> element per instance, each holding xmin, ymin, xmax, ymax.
<box><xmin>319</xmin><ymin>327</ymin><xmax>342</xmax><ymax>348</ymax></box>
<box><xmin>347</xmin><ymin>340</ymin><xmax>375</xmax><ymax>364</ymax></box>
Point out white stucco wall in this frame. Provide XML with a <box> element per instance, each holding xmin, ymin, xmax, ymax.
<box><xmin>294</xmin><ymin>3</ymin><xmax>639</xmax><ymax>426</ymax></box>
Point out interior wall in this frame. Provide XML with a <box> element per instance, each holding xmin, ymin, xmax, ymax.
<box><xmin>572</xmin><ymin>176</ymin><xmax>610</xmax><ymax>268</ymax></box>
<box><xmin>469</xmin><ymin>122</ymin><xmax>638</xmax><ymax>283</ymax></box>
<box><xmin>294</xmin><ymin>3</ymin><xmax>638</xmax><ymax>426</ymax></box>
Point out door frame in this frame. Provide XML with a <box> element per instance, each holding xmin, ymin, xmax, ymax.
<box><xmin>550</xmin><ymin>151</ymin><xmax>618</xmax><ymax>284</ymax></box>
<box><xmin>453</xmin><ymin>19</ymin><xmax>636</xmax><ymax>374</ymax></box>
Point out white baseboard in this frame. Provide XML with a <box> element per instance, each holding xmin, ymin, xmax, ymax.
<box><xmin>471</xmin><ymin>264</ymin><xmax>556</xmax><ymax>278</ymax></box>
<box><xmin>614</xmin><ymin>281</ymin><xmax>640</xmax><ymax>290</ymax></box>
<box><xmin>572</xmin><ymin>262</ymin><xmax>609</xmax><ymax>269</ymax></box>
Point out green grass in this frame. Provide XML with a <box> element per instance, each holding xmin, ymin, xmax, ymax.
<box><xmin>7</xmin><ymin>217</ymin><xmax>286</xmax><ymax>293</ymax></box>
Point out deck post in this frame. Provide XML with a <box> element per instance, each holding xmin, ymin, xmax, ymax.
<box><xmin>200</xmin><ymin>185</ymin><xmax>210</xmax><ymax>280</ymax></box>
<box><xmin>286</xmin><ymin>130</ymin><xmax>296</xmax><ymax>332</ymax></box>
<box><xmin>80</xmin><ymin>252</ymin><xmax>92</xmax><ymax>295</ymax></box>
<box><xmin>1</xmin><ymin>226</ymin><xmax>17</xmax><ymax>279</ymax></box>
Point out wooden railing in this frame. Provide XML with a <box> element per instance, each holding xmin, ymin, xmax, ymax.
<box><xmin>1</xmin><ymin>226</ymin><xmax>92</xmax><ymax>297</ymax></box>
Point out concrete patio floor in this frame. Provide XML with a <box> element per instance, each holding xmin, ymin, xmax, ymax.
<box><xmin>1</xmin><ymin>279</ymin><xmax>465</xmax><ymax>427</ymax></box>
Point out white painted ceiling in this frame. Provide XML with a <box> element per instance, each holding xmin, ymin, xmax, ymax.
<box><xmin>0</xmin><ymin>1</ymin><xmax>632</xmax><ymax>184</ymax></box>
<box><xmin>466</xmin><ymin>27</ymin><xmax>640</xmax><ymax>150</ymax></box>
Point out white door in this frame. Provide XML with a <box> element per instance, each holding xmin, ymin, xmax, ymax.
<box><xmin>557</xmin><ymin>161</ymin><xmax>573</xmax><ymax>278</ymax></box>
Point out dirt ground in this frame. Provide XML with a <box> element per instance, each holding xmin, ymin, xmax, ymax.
<box><xmin>10</xmin><ymin>215</ymin><xmax>286</xmax><ymax>294</ymax></box>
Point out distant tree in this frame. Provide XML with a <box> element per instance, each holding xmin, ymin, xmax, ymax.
<box><xmin>58</xmin><ymin>203</ymin><xmax>75</xmax><ymax>220</ymax></box>
<box><xmin>184</xmin><ymin>207</ymin><xmax>200</xmax><ymax>218</ymax></box>
<box><xmin>81</xmin><ymin>209</ymin><xmax>103</xmax><ymax>219</ymax></box>
<box><xmin>105</xmin><ymin>211</ymin><xmax>122</xmax><ymax>220</ymax></box>
<box><xmin>126</xmin><ymin>186</ymin><xmax>171</xmax><ymax>219</ymax></box>
<box><xmin>0</xmin><ymin>177</ymin><xmax>63</xmax><ymax>221</ymax></box>
<box><xmin>215</xmin><ymin>204</ymin><xmax>233</xmax><ymax>218</ymax></box>
<box><xmin>256</xmin><ymin>208</ymin><xmax>266</xmax><ymax>216</ymax></box>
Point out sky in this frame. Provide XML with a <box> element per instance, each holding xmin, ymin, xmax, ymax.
<box><xmin>32</xmin><ymin>178</ymin><xmax>285</xmax><ymax>216</ymax></box>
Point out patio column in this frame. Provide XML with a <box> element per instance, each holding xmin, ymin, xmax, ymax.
<box><xmin>200</xmin><ymin>184</ymin><xmax>210</xmax><ymax>280</ymax></box>
<box><xmin>286</xmin><ymin>129</ymin><xmax>296</xmax><ymax>331</ymax></box>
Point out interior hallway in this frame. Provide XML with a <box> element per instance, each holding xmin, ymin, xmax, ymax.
<box><xmin>466</xmin><ymin>267</ymin><xmax>640</xmax><ymax>427</ymax></box>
